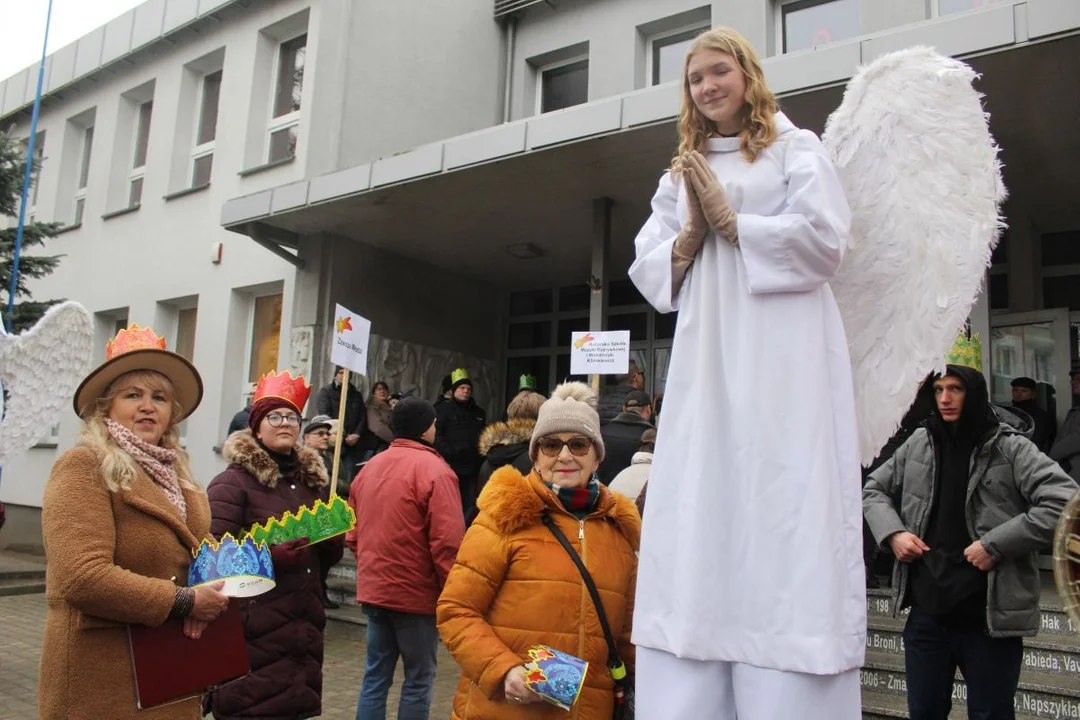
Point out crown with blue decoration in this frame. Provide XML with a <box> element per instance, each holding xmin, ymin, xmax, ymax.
<box><xmin>189</xmin><ymin>534</ymin><xmax>275</xmax><ymax>597</ymax></box>
<box><xmin>245</xmin><ymin>496</ymin><xmax>356</xmax><ymax>548</ymax></box>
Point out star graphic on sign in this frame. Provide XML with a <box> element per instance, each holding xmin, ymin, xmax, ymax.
<box><xmin>574</xmin><ymin>333</ymin><xmax>595</xmax><ymax>349</ymax></box>
<box><xmin>336</xmin><ymin>317</ymin><xmax>353</xmax><ymax>334</ymax></box>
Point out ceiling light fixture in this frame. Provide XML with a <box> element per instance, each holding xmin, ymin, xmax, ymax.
<box><xmin>505</xmin><ymin>243</ymin><xmax>545</xmax><ymax>260</ymax></box>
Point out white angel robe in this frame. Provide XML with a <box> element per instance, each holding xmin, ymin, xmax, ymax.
<box><xmin>629</xmin><ymin>112</ymin><xmax>866</xmax><ymax>676</ymax></box>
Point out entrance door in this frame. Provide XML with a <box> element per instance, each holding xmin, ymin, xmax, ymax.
<box><xmin>989</xmin><ymin>309</ymin><xmax>1073</xmax><ymax>424</ymax></box>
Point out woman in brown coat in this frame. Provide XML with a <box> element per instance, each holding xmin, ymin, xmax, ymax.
<box><xmin>437</xmin><ymin>383</ymin><xmax>640</xmax><ymax>719</ymax></box>
<box><xmin>39</xmin><ymin>325</ymin><xmax>229</xmax><ymax>719</ymax></box>
<box><xmin>207</xmin><ymin>370</ymin><xmax>343</xmax><ymax>719</ymax></box>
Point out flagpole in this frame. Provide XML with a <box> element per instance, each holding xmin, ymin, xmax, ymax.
<box><xmin>7</xmin><ymin>0</ymin><xmax>55</xmax><ymax>332</ymax></box>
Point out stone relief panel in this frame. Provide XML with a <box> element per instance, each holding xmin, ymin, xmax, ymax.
<box><xmin>288</xmin><ymin>326</ymin><xmax>314</xmax><ymax>381</ymax></box>
<box><xmin>322</xmin><ymin>330</ymin><xmax>498</xmax><ymax>412</ymax></box>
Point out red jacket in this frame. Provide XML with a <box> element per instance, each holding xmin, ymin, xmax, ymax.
<box><xmin>346</xmin><ymin>438</ymin><xmax>465</xmax><ymax>615</ymax></box>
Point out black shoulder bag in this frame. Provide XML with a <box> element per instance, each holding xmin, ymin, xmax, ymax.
<box><xmin>542</xmin><ymin>513</ymin><xmax>634</xmax><ymax>720</ymax></box>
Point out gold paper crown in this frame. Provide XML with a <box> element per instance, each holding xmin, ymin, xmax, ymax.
<box><xmin>451</xmin><ymin>368</ymin><xmax>470</xmax><ymax>385</ymax></box>
<box><xmin>945</xmin><ymin>332</ymin><xmax>984</xmax><ymax>373</ymax></box>
<box><xmin>245</xmin><ymin>496</ymin><xmax>357</xmax><ymax>547</ymax></box>
<box><xmin>254</xmin><ymin>370</ymin><xmax>312</xmax><ymax>413</ymax></box>
<box><xmin>106</xmin><ymin>324</ymin><xmax>167</xmax><ymax>359</ymax></box>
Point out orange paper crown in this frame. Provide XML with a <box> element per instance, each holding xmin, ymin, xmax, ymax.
<box><xmin>106</xmin><ymin>324</ymin><xmax>167</xmax><ymax>359</ymax></box>
<box><xmin>254</xmin><ymin>370</ymin><xmax>311</xmax><ymax>413</ymax></box>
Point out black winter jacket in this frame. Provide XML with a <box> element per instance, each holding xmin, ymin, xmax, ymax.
<box><xmin>599</xmin><ymin>412</ymin><xmax>653</xmax><ymax>486</ymax></box>
<box><xmin>435</xmin><ymin>398</ymin><xmax>486</xmax><ymax>480</ymax></box>
<box><xmin>314</xmin><ymin>382</ymin><xmax>367</xmax><ymax>437</ymax></box>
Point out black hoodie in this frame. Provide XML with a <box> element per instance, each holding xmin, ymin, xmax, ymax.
<box><xmin>910</xmin><ymin>365</ymin><xmax>999</xmax><ymax>621</ymax></box>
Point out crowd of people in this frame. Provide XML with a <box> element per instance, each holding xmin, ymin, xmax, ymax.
<box><xmin>32</xmin><ymin>24</ymin><xmax>1080</xmax><ymax>720</ymax></box>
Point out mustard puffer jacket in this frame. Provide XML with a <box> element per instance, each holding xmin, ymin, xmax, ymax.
<box><xmin>437</xmin><ymin>465</ymin><xmax>640</xmax><ymax>719</ymax></box>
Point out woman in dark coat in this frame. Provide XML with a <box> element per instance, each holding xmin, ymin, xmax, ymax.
<box><xmin>207</xmin><ymin>370</ymin><xmax>343</xmax><ymax>719</ymax></box>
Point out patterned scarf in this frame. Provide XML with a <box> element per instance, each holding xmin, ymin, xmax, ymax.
<box><xmin>106</xmin><ymin>418</ymin><xmax>187</xmax><ymax>520</ymax></box>
<box><xmin>544</xmin><ymin>476</ymin><xmax>601</xmax><ymax>519</ymax></box>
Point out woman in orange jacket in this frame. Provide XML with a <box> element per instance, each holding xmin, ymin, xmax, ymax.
<box><xmin>437</xmin><ymin>382</ymin><xmax>640</xmax><ymax>719</ymax></box>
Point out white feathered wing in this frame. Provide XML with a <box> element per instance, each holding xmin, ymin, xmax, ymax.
<box><xmin>822</xmin><ymin>47</ymin><xmax>1006</xmax><ymax>466</ymax></box>
<box><xmin>0</xmin><ymin>302</ymin><xmax>94</xmax><ymax>465</ymax></box>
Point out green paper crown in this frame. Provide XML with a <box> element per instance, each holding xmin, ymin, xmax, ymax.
<box><xmin>945</xmin><ymin>332</ymin><xmax>984</xmax><ymax>373</ymax></box>
<box><xmin>451</xmin><ymin>367</ymin><xmax>470</xmax><ymax>385</ymax></box>
<box><xmin>519</xmin><ymin>374</ymin><xmax>537</xmax><ymax>391</ymax></box>
<box><xmin>246</xmin><ymin>495</ymin><xmax>357</xmax><ymax>548</ymax></box>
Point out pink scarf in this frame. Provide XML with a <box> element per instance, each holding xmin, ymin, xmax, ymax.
<box><xmin>106</xmin><ymin>419</ymin><xmax>187</xmax><ymax>520</ymax></box>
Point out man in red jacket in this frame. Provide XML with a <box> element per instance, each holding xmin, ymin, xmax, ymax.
<box><xmin>347</xmin><ymin>396</ymin><xmax>465</xmax><ymax>720</ymax></box>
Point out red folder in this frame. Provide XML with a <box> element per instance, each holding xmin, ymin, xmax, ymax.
<box><xmin>128</xmin><ymin>599</ymin><xmax>249</xmax><ymax>709</ymax></box>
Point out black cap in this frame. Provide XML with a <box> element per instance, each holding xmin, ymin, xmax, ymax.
<box><xmin>624</xmin><ymin>391</ymin><xmax>651</xmax><ymax>409</ymax></box>
<box><xmin>302</xmin><ymin>415</ymin><xmax>333</xmax><ymax>436</ymax></box>
<box><xmin>390</xmin><ymin>397</ymin><xmax>437</xmax><ymax>440</ymax></box>
<box><xmin>1011</xmin><ymin>377</ymin><xmax>1037</xmax><ymax>390</ymax></box>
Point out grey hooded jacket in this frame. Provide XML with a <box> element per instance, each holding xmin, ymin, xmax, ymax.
<box><xmin>863</xmin><ymin>408</ymin><xmax>1077</xmax><ymax>636</ymax></box>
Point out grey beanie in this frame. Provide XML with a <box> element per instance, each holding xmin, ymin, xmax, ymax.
<box><xmin>529</xmin><ymin>382</ymin><xmax>605</xmax><ymax>462</ymax></box>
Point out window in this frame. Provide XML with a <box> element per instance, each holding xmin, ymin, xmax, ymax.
<box><xmin>936</xmin><ymin>0</ymin><xmax>1006</xmax><ymax>15</ymax></box>
<box><xmin>649</xmin><ymin>25</ymin><xmax>708</xmax><ymax>86</ymax></box>
<box><xmin>539</xmin><ymin>57</ymin><xmax>588</xmax><ymax>114</ymax></box>
<box><xmin>74</xmin><ymin>126</ymin><xmax>94</xmax><ymax>224</ymax></box>
<box><xmin>191</xmin><ymin>70</ymin><xmax>221</xmax><ymax>187</ymax></box>
<box><xmin>248</xmin><ymin>293</ymin><xmax>283</xmax><ymax>383</ymax></box>
<box><xmin>128</xmin><ymin>101</ymin><xmax>153</xmax><ymax>207</ymax></box>
<box><xmin>780</xmin><ymin>0</ymin><xmax>860</xmax><ymax>53</ymax></box>
<box><xmin>267</xmin><ymin>34</ymin><xmax>306</xmax><ymax>162</ymax></box>
<box><xmin>18</xmin><ymin>131</ymin><xmax>46</xmax><ymax>212</ymax></box>
<box><xmin>175</xmin><ymin>307</ymin><xmax>197</xmax><ymax>362</ymax></box>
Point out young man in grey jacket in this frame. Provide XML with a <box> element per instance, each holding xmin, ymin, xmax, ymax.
<box><xmin>863</xmin><ymin>349</ymin><xmax>1077</xmax><ymax>720</ymax></box>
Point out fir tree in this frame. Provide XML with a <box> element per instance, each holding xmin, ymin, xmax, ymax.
<box><xmin>0</xmin><ymin>131</ymin><xmax>63</xmax><ymax>333</ymax></box>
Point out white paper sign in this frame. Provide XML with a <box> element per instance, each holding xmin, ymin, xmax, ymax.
<box><xmin>330</xmin><ymin>304</ymin><xmax>371</xmax><ymax>376</ymax></box>
<box><xmin>570</xmin><ymin>330</ymin><xmax>630</xmax><ymax>375</ymax></box>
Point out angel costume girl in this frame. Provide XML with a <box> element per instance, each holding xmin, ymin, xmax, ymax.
<box><xmin>629</xmin><ymin>22</ymin><xmax>1006</xmax><ymax>717</ymax></box>
<box><xmin>629</xmin><ymin>27</ymin><xmax>864</xmax><ymax>720</ymax></box>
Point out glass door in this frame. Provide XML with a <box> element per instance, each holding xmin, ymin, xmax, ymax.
<box><xmin>990</xmin><ymin>309</ymin><xmax>1073</xmax><ymax>424</ymax></box>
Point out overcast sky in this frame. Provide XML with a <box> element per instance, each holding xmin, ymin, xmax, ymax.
<box><xmin>0</xmin><ymin>0</ymin><xmax>145</xmax><ymax>82</ymax></box>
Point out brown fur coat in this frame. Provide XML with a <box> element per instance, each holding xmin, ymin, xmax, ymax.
<box><xmin>39</xmin><ymin>443</ymin><xmax>211</xmax><ymax>720</ymax></box>
<box><xmin>437</xmin><ymin>466</ymin><xmax>640</xmax><ymax>719</ymax></box>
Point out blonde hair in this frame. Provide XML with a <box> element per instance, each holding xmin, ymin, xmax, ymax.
<box><xmin>79</xmin><ymin>370</ymin><xmax>199</xmax><ymax>493</ymax></box>
<box><xmin>507</xmin><ymin>390</ymin><xmax>545</xmax><ymax>421</ymax></box>
<box><xmin>672</xmin><ymin>26</ymin><xmax>778</xmax><ymax>167</ymax></box>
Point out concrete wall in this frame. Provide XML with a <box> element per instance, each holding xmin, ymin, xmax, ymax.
<box><xmin>0</xmin><ymin>0</ymin><xmax>340</xmax><ymax>509</ymax></box>
<box><xmin>334</xmin><ymin>1</ymin><xmax>505</xmax><ymax>170</ymax></box>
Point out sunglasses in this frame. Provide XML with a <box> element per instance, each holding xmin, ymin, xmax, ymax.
<box><xmin>537</xmin><ymin>437</ymin><xmax>593</xmax><ymax>458</ymax></box>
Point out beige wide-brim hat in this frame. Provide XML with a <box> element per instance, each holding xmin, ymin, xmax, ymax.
<box><xmin>73</xmin><ymin>348</ymin><xmax>204</xmax><ymax>421</ymax></box>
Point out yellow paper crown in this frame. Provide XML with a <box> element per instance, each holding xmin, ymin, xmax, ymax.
<box><xmin>945</xmin><ymin>332</ymin><xmax>984</xmax><ymax>373</ymax></box>
<box><xmin>245</xmin><ymin>496</ymin><xmax>357</xmax><ymax>547</ymax></box>
<box><xmin>254</xmin><ymin>370</ymin><xmax>312</xmax><ymax>413</ymax></box>
<box><xmin>106</xmin><ymin>323</ymin><xmax>167</xmax><ymax>359</ymax></box>
<box><xmin>451</xmin><ymin>368</ymin><xmax>471</xmax><ymax>385</ymax></box>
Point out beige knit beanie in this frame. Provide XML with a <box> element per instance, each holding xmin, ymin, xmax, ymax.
<box><xmin>529</xmin><ymin>382</ymin><xmax>606</xmax><ymax>462</ymax></box>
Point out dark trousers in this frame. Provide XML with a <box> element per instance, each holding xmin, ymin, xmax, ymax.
<box><xmin>458</xmin><ymin>474</ymin><xmax>477</xmax><ymax>523</ymax></box>
<box><xmin>903</xmin><ymin>606</ymin><xmax>1023</xmax><ymax>720</ymax></box>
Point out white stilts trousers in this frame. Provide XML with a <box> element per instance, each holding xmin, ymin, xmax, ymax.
<box><xmin>636</xmin><ymin>646</ymin><xmax>862</xmax><ymax>720</ymax></box>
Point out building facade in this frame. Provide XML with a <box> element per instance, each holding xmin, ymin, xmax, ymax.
<box><xmin>1</xmin><ymin>0</ymin><xmax>1078</xmax><ymax>555</ymax></box>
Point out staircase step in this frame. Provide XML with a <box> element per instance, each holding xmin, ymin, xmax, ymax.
<box><xmin>0</xmin><ymin>577</ymin><xmax>46</xmax><ymax>597</ymax></box>
<box><xmin>325</xmin><ymin>574</ymin><xmax>358</xmax><ymax>607</ymax></box>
